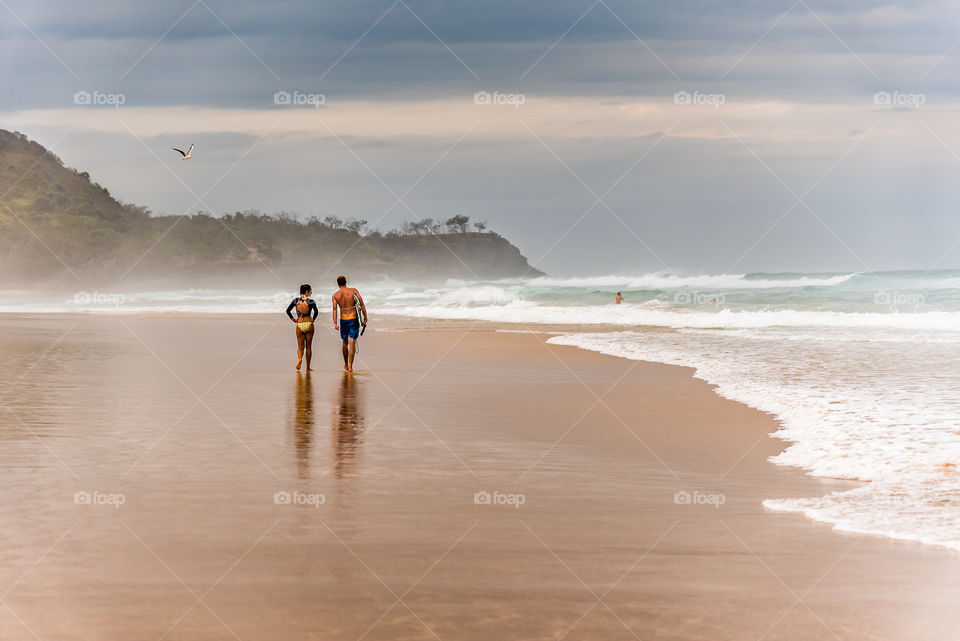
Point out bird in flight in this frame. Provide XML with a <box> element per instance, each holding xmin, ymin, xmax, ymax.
<box><xmin>172</xmin><ymin>144</ymin><xmax>193</xmax><ymax>160</ymax></box>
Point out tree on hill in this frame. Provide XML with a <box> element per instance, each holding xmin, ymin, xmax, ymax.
<box><xmin>344</xmin><ymin>218</ymin><xmax>367</xmax><ymax>233</ymax></box>
<box><xmin>445</xmin><ymin>214</ymin><xmax>470</xmax><ymax>233</ymax></box>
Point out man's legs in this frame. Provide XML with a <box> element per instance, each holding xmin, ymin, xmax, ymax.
<box><xmin>342</xmin><ymin>338</ymin><xmax>349</xmax><ymax>370</ymax></box>
<box><xmin>347</xmin><ymin>337</ymin><xmax>356</xmax><ymax>372</ymax></box>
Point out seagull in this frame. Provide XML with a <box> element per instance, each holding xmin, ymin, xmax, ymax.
<box><xmin>172</xmin><ymin>144</ymin><xmax>193</xmax><ymax>160</ymax></box>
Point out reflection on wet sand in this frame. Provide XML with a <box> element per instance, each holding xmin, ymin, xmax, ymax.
<box><xmin>331</xmin><ymin>373</ymin><xmax>365</xmax><ymax>480</ymax></box>
<box><xmin>293</xmin><ymin>372</ymin><xmax>314</xmax><ymax>479</ymax></box>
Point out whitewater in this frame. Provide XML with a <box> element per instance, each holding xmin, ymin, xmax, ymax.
<box><xmin>3</xmin><ymin>269</ymin><xmax>960</xmax><ymax>551</ymax></box>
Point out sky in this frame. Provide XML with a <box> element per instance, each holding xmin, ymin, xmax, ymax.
<box><xmin>3</xmin><ymin>0</ymin><xmax>960</xmax><ymax>276</ymax></box>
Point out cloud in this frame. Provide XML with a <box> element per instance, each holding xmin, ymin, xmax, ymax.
<box><xmin>4</xmin><ymin>0</ymin><xmax>960</xmax><ymax>109</ymax></box>
<box><xmin>4</xmin><ymin>0</ymin><xmax>960</xmax><ymax>273</ymax></box>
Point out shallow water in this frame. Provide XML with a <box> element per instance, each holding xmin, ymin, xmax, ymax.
<box><xmin>4</xmin><ymin>271</ymin><xmax>959</xmax><ymax>554</ymax></box>
<box><xmin>2</xmin><ymin>314</ymin><xmax>958</xmax><ymax>641</ymax></box>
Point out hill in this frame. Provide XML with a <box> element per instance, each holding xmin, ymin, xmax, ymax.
<box><xmin>0</xmin><ymin>130</ymin><xmax>543</xmax><ymax>286</ymax></box>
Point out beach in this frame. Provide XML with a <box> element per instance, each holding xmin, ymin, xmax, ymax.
<box><xmin>1</xmin><ymin>313</ymin><xmax>957</xmax><ymax>641</ymax></box>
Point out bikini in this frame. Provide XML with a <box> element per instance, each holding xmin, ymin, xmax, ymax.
<box><xmin>286</xmin><ymin>296</ymin><xmax>318</xmax><ymax>331</ymax></box>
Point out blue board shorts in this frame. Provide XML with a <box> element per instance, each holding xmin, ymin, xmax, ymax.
<box><xmin>340</xmin><ymin>318</ymin><xmax>360</xmax><ymax>340</ymax></box>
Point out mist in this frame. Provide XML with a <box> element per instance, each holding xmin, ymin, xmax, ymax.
<box><xmin>3</xmin><ymin>0</ymin><xmax>960</xmax><ymax>277</ymax></box>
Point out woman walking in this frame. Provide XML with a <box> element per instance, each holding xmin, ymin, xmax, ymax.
<box><xmin>286</xmin><ymin>284</ymin><xmax>319</xmax><ymax>371</ymax></box>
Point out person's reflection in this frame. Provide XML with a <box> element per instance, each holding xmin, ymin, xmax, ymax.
<box><xmin>293</xmin><ymin>372</ymin><xmax>314</xmax><ymax>479</ymax></box>
<box><xmin>331</xmin><ymin>373</ymin><xmax>365</xmax><ymax>480</ymax></box>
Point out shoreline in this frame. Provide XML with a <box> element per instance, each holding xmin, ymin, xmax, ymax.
<box><xmin>1</xmin><ymin>314</ymin><xmax>957</xmax><ymax>640</ymax></box>
<box><xmin>0</xmin><ymin>311</ymin><xmax>947</xmax><ymax>549</ymax></box>
<box><xmin>0</xmin><ymin>312</ymin><xmax>930</xmax><ymax>544</ymax></box>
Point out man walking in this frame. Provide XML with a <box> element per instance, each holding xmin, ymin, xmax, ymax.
<box><xmin>332</xmin><ymin>275</ymin><xmax>368</xmax><ymax>372</ymax></box>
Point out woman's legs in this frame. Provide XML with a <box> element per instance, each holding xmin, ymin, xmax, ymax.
<box><xmin>296</xmin><ymin>325</ymin><xmax>306</xmax><ymax>370</ymax></box>
<box><xmin>304</xmin><ymin>325</ymin><xmax>315</xmax><ymax>370</ymax></box>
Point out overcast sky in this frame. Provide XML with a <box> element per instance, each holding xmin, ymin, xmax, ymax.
<box><xmin>3</xmin><ymin>0</ymin><xmax>960</xmax><ymax>275</ymax></box>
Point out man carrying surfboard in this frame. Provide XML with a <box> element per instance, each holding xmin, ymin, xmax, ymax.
<box><xmin>332</xmin><ymin>275</ymin><xmax>368</xmax><ymax>372</ymax></box>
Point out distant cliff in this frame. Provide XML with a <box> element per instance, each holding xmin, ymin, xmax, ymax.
<box><xmin>0</xmin><ymin>129</ymin><xmax>543</xmax><ymax>286</ymax></box>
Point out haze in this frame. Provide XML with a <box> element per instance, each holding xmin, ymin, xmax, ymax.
<box><xmin>3</xmin><ymin>0</ymin><xmax>960</xmax><ymax>276</ymax></box>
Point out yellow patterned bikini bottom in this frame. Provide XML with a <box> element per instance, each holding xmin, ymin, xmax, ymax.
<box><xmin>297</xmin><ymin>321</ymin><xmax>313</xmax><ymax>333</ymax></box>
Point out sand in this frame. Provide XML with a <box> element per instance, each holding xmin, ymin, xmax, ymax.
<box><xmin>0</xmin><ymin>314</ymin><xmax>957</xmax><ymax>641</ymax></box>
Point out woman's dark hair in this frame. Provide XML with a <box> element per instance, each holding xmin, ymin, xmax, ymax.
<box><xmin>337</xmin><ymin>275</ymin><xmax>347</xmax><ymax>286</ymax></box>
<box><xmin>300</xmin><ymin>284</ymin><xmax>311</xmax><ymax>295</ymax></box>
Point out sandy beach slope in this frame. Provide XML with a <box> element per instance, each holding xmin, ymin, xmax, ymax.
<box><xmin>0</xmin><ymin>314</ymin><xmax>957</xmax><ymax>640</ymax></box>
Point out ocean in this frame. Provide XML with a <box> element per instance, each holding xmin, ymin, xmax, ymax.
<box><xmin>3</xmin><ymin>269</ymin><xmax>959</xmax><ymax>551</ymax></box>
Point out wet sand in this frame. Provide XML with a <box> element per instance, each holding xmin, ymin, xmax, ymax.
<box><xmin>0</xmin><ymin>314</ymin><xmax>957</xmax><ymax>640</ymax></box>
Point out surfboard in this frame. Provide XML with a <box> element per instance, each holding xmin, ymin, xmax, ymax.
<box><xmin>354</xmin><ymin>293</ymin><xmax>366</xmax><ymax>336</ymax></box>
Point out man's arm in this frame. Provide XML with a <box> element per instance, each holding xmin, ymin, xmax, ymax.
<box><xmin>357</xmin><ymin>291</ymin><xmax>368</xmax><ymax>325</ymax></box>
<box><xmin>332</xmin><ymin>295</ymin><xmax>339</xmax><ymax>328</ymax></box>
